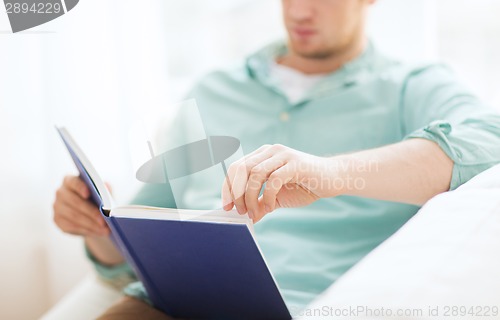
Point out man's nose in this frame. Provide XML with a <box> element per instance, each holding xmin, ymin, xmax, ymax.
<box><xmin>287</xmin><ymin>0</ymin><xmax>315</xmax><ymax>21</ymax></box>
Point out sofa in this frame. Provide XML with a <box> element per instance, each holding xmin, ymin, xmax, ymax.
<box><xmin>41</xmin><ymin>164</ymin><xmax>500</xmax><ymax>320</ymax></box>
<box><xmin>298</xmin><ymin>164</ymin><xmax>500</xmax><ymax>319</ymax></box>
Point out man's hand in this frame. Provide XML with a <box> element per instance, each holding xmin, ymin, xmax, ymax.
<box><xmin>53</xmin><ymin>175</ymin><xmax>125</xmax><ymax>266</ymax></box>
<box><xmin>53</xmin><ymin>175</ymin><xmax>109</xmax><ymax>237</ymax></box>
<box><xmin>222</xmin><ymin>139</ymin><xmax>454</xmax><ymax>223</ymax></box>
<box><xmin>221</xmin><ymin>144</ymin><xmax>339</xmax><ymax>222</ymax></box>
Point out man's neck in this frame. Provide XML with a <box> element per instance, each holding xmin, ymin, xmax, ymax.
<box><xmin>277</xmin><ymin>38</ymin><xmax>367</xmax><ymax>75</ymax></box>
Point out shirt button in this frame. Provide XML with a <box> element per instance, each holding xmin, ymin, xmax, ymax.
<box><xmin>279</xmin><ymin>112</ymin><xmax>290</xmax><ymax>122</ymax></box>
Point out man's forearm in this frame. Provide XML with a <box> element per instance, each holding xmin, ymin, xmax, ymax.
<box><xmin>85</xmin><ymin>235</ymin><xmax>125</xmax><ymax>266</ymax></box>
<box><xmin>332</xmin><ymin>138</ymin><xmax>453</xmax><ymax>205</ymax></box>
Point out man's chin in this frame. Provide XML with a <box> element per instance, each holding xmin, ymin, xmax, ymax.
<box><xmin>288</xmin><ymin>41</ymin><xmax>335</xmax><ymax>60</ymax></box>
<box><xmin>292</xmin><ymin>47</ymin><xmax>335</xmax><ymax>60</ymax></box>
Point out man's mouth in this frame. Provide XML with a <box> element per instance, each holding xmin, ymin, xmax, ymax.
<box><xmin>292</xmin><ymin>27</ymin><xmax>317</xmax><ymax>39</ymax></box>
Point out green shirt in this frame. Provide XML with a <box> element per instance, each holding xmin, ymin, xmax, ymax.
<box><xmin>88</xmin><ymin>41</ymin><xmax>500</xmax><ymax>314</ymax></box>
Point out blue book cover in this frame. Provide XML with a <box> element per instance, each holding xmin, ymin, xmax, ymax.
<box><xmin>56</xmin><ymin>127</ymin><xmax>292</xmax><ymax>320</ymax></box>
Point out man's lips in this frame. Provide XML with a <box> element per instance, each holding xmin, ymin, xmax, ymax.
<box><xmin>292</xmin><ymin>27</ymin><xmax>317</xmax><ymax>38</ymax></box>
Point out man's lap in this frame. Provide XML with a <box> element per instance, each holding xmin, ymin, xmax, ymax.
<box><xmin>97</xmin><ymin>297</ymin><xmax>175</xmax><ymax>320</ymax></box>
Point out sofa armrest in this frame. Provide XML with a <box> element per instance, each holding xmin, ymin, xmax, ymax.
<box><xmin>40</xmin><ymin>275</ymin><xmax>123</xmax><ymax>320</ymax></box>
<box><xmin>299</xmin><ymin>165</ymin><xmax>500</xmax><ymax>319</ymax></box>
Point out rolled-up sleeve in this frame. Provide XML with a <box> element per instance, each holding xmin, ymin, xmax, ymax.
<box><xmin>401</xmin><ymin>64</ymin><xmax>500</xmax><ymax>190</ymax></box>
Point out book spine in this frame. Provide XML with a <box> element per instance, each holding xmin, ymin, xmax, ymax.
<box><xmin>104</xmin><ymin>214</ymin><xmax>172</xmax><ymax>314</ymax></box>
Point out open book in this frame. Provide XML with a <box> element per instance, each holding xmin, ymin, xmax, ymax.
<box><xmin>56</xmin><ymin>127</ymin><xmax>291</xmax><ymax>320</ymax></box>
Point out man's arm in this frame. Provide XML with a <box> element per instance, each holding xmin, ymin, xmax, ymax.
<box><xmin>333</xmin><ymin>138</ymin><xmax>453</xmax><ymax>204</ymax></box>
<box><xmin>401</xmin><ymin>65</ymin><xmax>500</xmax><ymax>190</ymax></box>
<box><xmin>85</xmin><ymin>236</ymin><xmax>125</xmax><ymax>266</ymax></box>
<box><xmin>222</xmin><ymin>65</ymin><xmax>500</xmax><ymax>222</ymax></box>
<box><xmin>222</xmin><ymin>139</ymin><xmax>452</xmax><ymax>222</ymax></box>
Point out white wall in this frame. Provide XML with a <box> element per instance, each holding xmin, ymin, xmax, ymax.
<box><xmin>437</xmin><ymin>0</ymin><xmax>500</xmax><ymax>109</ymax></box>
<box><xmin>368</xmin><ymin>0</ymin><xmax>438</xmax><ymax>61</ymax></box>
<box><xmin>1</xmin><ymin>1</ymin><xmax>498</xmax><ymax>319</ymax></box>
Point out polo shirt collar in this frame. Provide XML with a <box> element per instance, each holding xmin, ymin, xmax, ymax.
<box><xmin>246</xmin><ymin>40</ymin><xmax>380</xmax><ymax>104</ymax></box>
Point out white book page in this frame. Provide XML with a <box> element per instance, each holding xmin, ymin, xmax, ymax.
<box><xmin>57</xmin><ymin>127</ymin><xmax>114</xmax><ymax>210</ymax></box>
<box><xmin>110</xmin><ymin>206</ymin><xmax>254</xmax><ymax>232</ymax></box>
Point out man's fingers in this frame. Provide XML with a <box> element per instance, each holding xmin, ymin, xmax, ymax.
<box><xmin>231</xmin><ymin>162</ymin><xmax>250</xmax><ymax>214</ymax></box>
<box><xmin>225</xmin><ymin>157</ymin><xmax>244</xmax><ymax>200</ymax></box>
<box><xmin>58</xmin><ymin>216</ymin><xmax>108</xmax><ymax>237</ymax></box>
<box><xmin>221</xmin><ymin>177</ymin><xmax>234</xmax><ymax>211</ymax></box>
<box><xmin>263</xmin><ymin>165</ymin><xmax>294</xmax><ymax>213</ymax></box>
<box><xmin>222</xmin><ymin>144</ymin><xmax>280</xmax><ymax>215</ymax></box>
<box><xmin>221</xmin><ymin>188</ymin><xmax>233</xmax><ymax>211</ymax></box>
<box><xmin>63</xmin><ymin>175</ymin><xmax>90</xmax><ymax>199</ymax></box>
<box><xmin>245</xmin><ymin>156</ymin><xmax>287</xmax><ymax>216</ymax></box>
<box><xmin>54</xmin><ymin>202</ymin><xmax>109</xmax><ymax>236</ymax></box>
<box><xmin>55</xmin><ymin>175</ymin><xmax>112</xmax><ymax>237</ymax></box>
<box><xmin>57</xmin><ymin>187</ymin><xmax>105</xmax><ymax>227</ymax></box>
<box><xmin>62</xmin><ymin>203</ymin><xmax>108</xmax><ymax>235</ymax></box>
<box><xmin>56</xmin><ymin>190</ymin><xmax>108</xmax><ymax>233</ymax></box>
<box><xmin>240</xmin><ymin>148</ymin><xmax>274</xmax><ymax>173</ymax></box>
<box><xmin>228</xmin><ymin>147</ymin><xmax>280</xmax><ymax>214</ymax></box>
<box><xmin>251</xmin><ymin>197</ymin><xmax>270</xmax><ymax>223</ymax></box>
<box><xmin>242</xmin><ymin>144</ymin><xmax>272</xmax><ymax>160</ymax></box>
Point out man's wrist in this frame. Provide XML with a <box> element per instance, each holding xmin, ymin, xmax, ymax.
<box><xmin>322</xmin><ymin>155</ymin><xmax>363</xmax><ymax>198</ymax></box>
<box><xmin>85</xmin><ymin>235</ymin><xmax>125</xmax><ymax>267</ymax></box>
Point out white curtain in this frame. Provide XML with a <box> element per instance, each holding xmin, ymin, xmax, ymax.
<box><xmin>1</xmin><ymin>1</ymin><xmax>498</xmax><ymax>319</ymax></box>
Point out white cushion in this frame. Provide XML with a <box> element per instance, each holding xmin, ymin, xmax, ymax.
<box><xmin>40</xmin><ymin>275</ymin><xmax>122</xmax><ymax>320</ymax></box>
<box><xmin>298</xmin><ymin>165</ymin><xmax>500</xmax><ymax>319</ymax></box>
<box><xmin>458</xmin><ymin>164</ymin><xmax>500</xmax><ymax>190</ymax></box>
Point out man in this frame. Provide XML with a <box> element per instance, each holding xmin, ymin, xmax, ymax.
<box><xmin>53</xmin><ymin>0</ymin><xmax>500</xmax><ymax>319</ymax></box>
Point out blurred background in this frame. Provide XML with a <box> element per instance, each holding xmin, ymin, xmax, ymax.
<box><xmin>0</xmin><ymin>0</ymin><xmax>499</xmax><ymax>319</ymax></box>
